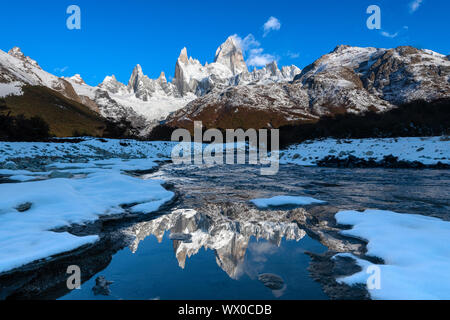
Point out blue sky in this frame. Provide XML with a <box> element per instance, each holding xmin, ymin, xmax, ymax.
<box><xmin>0</xmin><ymin>0</ymin><xmax>448</xmax><ymax>86</ymax></box>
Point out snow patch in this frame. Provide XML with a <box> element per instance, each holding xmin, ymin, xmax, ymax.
<box><xmin>0</xmin><ymin>82</ymin><xmax>23</xmax><ymax>98</ymax></box>
<box><xmin>251</xmin><ymin>195</ymin><xmax>325</xmax><ymax>208</ymax></box>
<box><xmin>334</xmin><ymin>209</ymin><xmax>450</xmax><ymax>300</ymax></box>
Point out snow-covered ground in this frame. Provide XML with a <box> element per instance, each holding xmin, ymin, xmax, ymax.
<box><xmin>0</xmin><ymin>138</ymin><xmax>176</xmax><ymax>163</ymax></box>
<box><xmin>280</xmin><ymin>136</ymin><xmax>450</xmax><ymax>166</ymax></box>
<box><xmin>0</xmin><ymin>82</ymin><xmax>23</xmax><ymax>98</ymax></box>
<box><xmin>0</xmin><ymin>139</ymin><xmax>177</xmax><ymax>274</ymax></box>
<box><xmin>251</xmin><ymin>196</ymin><xmax>325</xmax><ymax>209</ymax></box>
<box><xmin>334</xmin><ymin>210</ymin><xmax>450</xmax><ymax>300</ymax></box>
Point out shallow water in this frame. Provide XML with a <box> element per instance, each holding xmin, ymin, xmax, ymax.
<box><xmin>62</xmin><ymin>234</ymin><xmax>327</xmax><ymax>300</ymax></box>
<box><xmin>61</xmin><ymin>163</ymin><xmax>449</xmax><ymax>300</ymax></box>
<box><xmin>151</xmin><ymin>163</ymin><xmax>450</xmax><ymax>219</ymax></box>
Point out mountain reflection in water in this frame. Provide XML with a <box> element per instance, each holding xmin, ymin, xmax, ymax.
<box><xmin>126</xmin><ymin>208</ymin><xmax>306</xmax><ymax>280</ymax></box>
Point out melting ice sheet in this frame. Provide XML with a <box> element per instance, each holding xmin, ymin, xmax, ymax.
<box><xmin>0</xmin><ymin>159</ymin><xmax>174</xmax><ymax>274</ymax></box>
<box><xmin>335</xmin><ymin>209</ymin><xmax>450</xmax><ymax>300</ymax></box>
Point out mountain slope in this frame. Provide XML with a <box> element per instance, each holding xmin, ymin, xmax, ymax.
<box><xmin>0</xmin><ymin>48</ymin><xmax>114</xmax><ymax>137</ymax></box>
<box><xmin>1</xmin><ymin>85</ymin><xmax>107</xmax><ymax>137</ymax></box>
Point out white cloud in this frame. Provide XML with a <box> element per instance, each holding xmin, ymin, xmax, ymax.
<box><xmin>54</xmin><ymin>66</ymin><xmax>69</xmax><ymax>73</ymax></box>
<box><xmin>263</xmin><ymin>17</ymin><xmax>281</xmax><ymax>37</ymax></box>
<box><xmin>232</xmin><ymin>34</ymin><xmax>260</xmax><ymax>52</ymax></box>
<box><xmin>232</xmin><ymin>33</ymin><xmax>277</xmax><ymax>67</ymax></box>
<box><xmin>380</xmin><ymin>26</ymin><xmax>409</xmax><ymax>39</ymax></box>
<box><xmin>381</xmin><ymin>31</ymin><xmax>399</xmax><ymax>38</ymax></box>
<box><xmin>247</xmin><ymin>48</ymin><xmax>277</xmax><ymax>67</ymax></box>
<box><xmin>287</xmin><ymin>51</ymin><xmax>300</xmax><ymax>59</ymax></box>
<box><xmin>409</xmin><ymin>0</ymin><xmax>423</xmax><ymax>13</ymax></box>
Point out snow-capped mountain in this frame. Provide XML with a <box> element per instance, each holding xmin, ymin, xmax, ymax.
<box><xmin>1</xmin><ymin>36</ymin><xmax>300</xmax><ymax>135</ymax></box>
<box><xmin>296</xmin><ymin>45</ymin><xmax>450</xmax><ymax>106</ymax></box>
<box><xmin>2</xmin><ymin>40</ymin><xmax>448</xmax><ymax>137</ymax></box>
<box><xmin>165</xmin><ymin>45</ymin><xmax>450</xmax><ymax>131</ymax></box>
<box><xmin>173</xmin><ymin>36</ymin><xmax>301</xmax><ymax>96</ymax></box>
<box><xmin>0</xmin><ymin>47</ymin><xmax>86</xmax><ymax>104</ymax></box>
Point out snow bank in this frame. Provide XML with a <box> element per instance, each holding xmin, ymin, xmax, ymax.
<box><xmin>334</xmin><ymin>209</ymin><xmax>450</xmax><ymax>300</ymax></box>
<box><xmin>251</xmin><ymin>195</ymin><xmax>325</xmax><ymax>208</ymax></box>
<box><xmin>281</xmin><ymin>136</ymin><xmax>450</xmax><ymax>166</ymax></box>
<box><xmin>0</xmin><ymin>82</ymin><xmax>23</xmax><ymax>98</ymax></box>
<box><xmin>0</xmin><ymin>158</ymin><xmax>174</xmax><ymax>274</ymax></box>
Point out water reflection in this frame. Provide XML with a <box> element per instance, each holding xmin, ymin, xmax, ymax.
<box><xmin>126</xmin><ymin>208</ymin><xmax>306</xmax><ymax>281</ymax></box>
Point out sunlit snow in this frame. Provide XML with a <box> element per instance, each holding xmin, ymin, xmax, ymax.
<box><xmin>251</xmin><ymin>196</ymin><xmax>325</xmax><ymax>208</ymax></box>
<box><xmin>334</xmin><ymin>209</ymin><xmax>450</xmax><ymax>300</ymax></box>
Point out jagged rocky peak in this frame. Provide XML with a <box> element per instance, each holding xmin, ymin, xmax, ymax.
<box><xmin>68</xmin><ymin>74</ymin><xmax>86</xmax><ymax>85</ymax></box>
<box><xmin>332</xmin><ymin>44</ymin><xmax>352</xmax><ymax>53</ymax></box>
<box><xmin>126</xmin><ymin>64</ymin><xmax>152</xmax><ymax>100</ymax></box>
<box><xmin>128</xmin><ymin>64</ymin><xmax>145</xmax><ymax>88</ymax></box>
<box><xmin>99</xmin><ymin>74</ymin><xmax>128</xmax><ymax>94</ymax></box>
<box><xmin>8</xmin><ymin>47</ymin><xmax>40</xmax><ymax>68</ymax></box>
<box><xmin>214</xmin><ymin>36</ymin><xmax>247</xmax><ymax>75</ymax></box>
<box><xmin>281</xmin><ymin>65</ymin><xmax>301</xmax><ymax>79</ymax></box>
<box><xmin>102</xmin><ymin>74</ymin><xmax>118</xmax><ymax>83</ymax></box>
<box><xmin>157</xmin><ymin>71</ymin><xmax>167</xmax><ymax>84</ymax></box>
<box><xmin>173</xmin><ymin>36</ymin><xmax>300</xmax><ymax>96</ymax></box>
<box><xmin>8</xmin><ymin>47</ymin><xmax>24</xmax><ymax>59</ymax></box>
<box><xmin>265</xmin><ymin>61</ymin><xmax>279</xmax><ymax>76</ymax></box>
<box><xmin>173</xmin><ymin>47</ymin><xmax>203</xmax><ymax>96</ymax></box>
<box><xmin>178</xmin><ymin>47</ymin><xmax>189</xmax><ymax>64</ymax></box>
<box><xmin>124</xmin><ymin>63</ymin><xmax>181</xmax><ymax>100</ymax></box>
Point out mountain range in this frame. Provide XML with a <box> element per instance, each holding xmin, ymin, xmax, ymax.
<box><xmin>165</xmin><ymin>45</ymin><xmax>450</xmax><ymax>132</ymax></box>
<box><xmin>1</xmin><ymin>36</ymin><xmax>449</xmax><ymax>138</ymax></box>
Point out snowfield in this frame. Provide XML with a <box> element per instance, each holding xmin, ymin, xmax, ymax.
<box><xmin>280</xmin><ymin>136</ymin><xmax>450</xmax><ymax>166</ymax></box>
<box><xmin>334</xmin><ymin>210</ymin><xmax>450</xmax><ymax>300</ymax></box>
